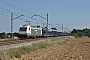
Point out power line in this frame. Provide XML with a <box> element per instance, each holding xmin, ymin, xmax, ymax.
<box><xmin>0</xmin><ymin>11</ymin><xmax>8</xmax><ymax>13</ymax></box>
<box><xmin>0</xmin><ymin>7</ymin><xmax>12</xmax><ymax>13</ymax></box>
<box><xmin>0</xmin><ymin>7</ymin><xmax>64</xmax><ymax>30</ymax></box>
<box><xmin>0</xmin><ymin>13</ymin><xmax>41</xmax><ymax>25</ymax></box>
<box><xmin>0</xmin><ymin>0</ymin><xmax>40</xmax><ymax>22</ymax></box>
<box><xmin>0</xmin><ymin>0</ymin><xmax>46</xmax><ymax>24</ymax></box>
<box><xmin>14</xmin><ymin>13</ymin><xmax>44</xmax><ymax>24</ymax></box>
<box><xmin>0</xmin><ymin>0</ymin><xmax>34</xmax><ymax>14</ymax></box>
<box><xmin>0</xmin><ymin>6</ymin><xmax>25</xmax><ymax>16</ymax></box>
<box><xmin>0</xmin><ymin>6</ymin><xmax>44</xmax><ymax>24</ymax></box>
<box><xmin>18</xmin><ymin>17</ymin><xmax>43</xmax><ymax>25</ymax></box>
<box><xmin>0</xmin><ymin>13</ymin><xmax>10</xmax><ymax>17</ymax></box>
<box><xmin>0</xmin><ymin>8</ymin><xmax>45</xmax><ymax>26</ymax></box>
<box><xmin>0</xmin><ymin>0</ymin><xmax>56</xmax><ymax>29</ymax></box>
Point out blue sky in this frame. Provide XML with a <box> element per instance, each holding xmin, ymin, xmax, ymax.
<box><xmin>0</xmin><ymin>0</ymin><xmax>90</xmax><ymax>32</ymax></box>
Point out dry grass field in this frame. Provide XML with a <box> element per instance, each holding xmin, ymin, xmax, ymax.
<box><xmin>0</xmin><ymin>36</ymin><xmax>90</xmax><ymax>60</ymax></box>
<box><xmin>11</xmin><ymin>37</ymin><xmax>90</xmax><ymax>60</ymax></box>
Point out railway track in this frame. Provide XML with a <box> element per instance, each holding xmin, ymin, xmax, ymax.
<box><xmin>0</xmin><ymin>38</ymin><xmax>46</xmax><ymax>46</ymax></box>
<box><xmin>0</xmin><ymin>36</ymin><xmax>72</xmax><ymax>50</ymax></box>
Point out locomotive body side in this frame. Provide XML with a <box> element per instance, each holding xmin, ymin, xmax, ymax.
<box><xmin>18</xmin><ymin>25</ymin><xmax>31</xmax><ymax>38</ymax></box>
<box><xmin>30</xmin><ymin>26</ymin><xmax>42</xmax><ymax>38</ymax></box>
<box><xmin>18</xmin><ymin>25</ymin><xmax>42</xmax><ymax>39</ymax></box>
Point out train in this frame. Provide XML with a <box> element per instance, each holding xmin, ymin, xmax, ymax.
<box><xmin>18</xmin><ymin>24</ymin><xmax>69</xmax><ymax>39</ymax></box>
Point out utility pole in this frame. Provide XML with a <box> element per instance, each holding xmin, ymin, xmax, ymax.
<box><xmin>31</xmin><ymin>13</ymin><xmax>48</xmax><ymax>39</ymax></box>
<box><xmin>46</xmin><ymin>13</ymin><xmax>48</xmax><ymax>38</ymax></box>
<box><xmin>62</xmin><ymin>23</ymin><xmax>64</xmax><ymax>36</ymax></box>
<box><xmin>11</xmin><ymin>13</ymin><xmax>24</xmax><ymax>40</ymax></box>
<box><xmin>11</xmin><ymin>13</ymin><xmax>13</xmax><ymax>40</ymax></box>
<box><xmin>43</xmin><ymin>23</ymin><xmax>44</xmax><ymax>28</ymax></box>
<box><xmin>62</xmin><ymin>23</ymin><xmax>63</xmax><ymax>33</ymax></box>
<box><xmin>47</xmin><ymin>13</ymin><xmax>48</xmax><ymax>30</ymax></box>
<box><xmin>69</xmin><ymin>28</ymin><xmax>70</xmax><ymax>33</ymax></box>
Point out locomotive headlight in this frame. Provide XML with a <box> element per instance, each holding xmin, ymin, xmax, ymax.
<box><xmin>35</xmin><ymin>30</ymin><xmax>37</xmax><ymax>31</ymax></box>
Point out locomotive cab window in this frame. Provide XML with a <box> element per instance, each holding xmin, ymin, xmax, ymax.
<box><xmin>19</xmin><ymin>27</ymin><xmax>27</xmax><ymax>31</ymax></box>
<box><xmin>29</xmin><ymin>28</ymin><xmax>30</xmax><ymax>30</ymax></box>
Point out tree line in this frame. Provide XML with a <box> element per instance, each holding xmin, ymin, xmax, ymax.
<box><xmin>0</xmin><ymin>32</ymin><xmax>19</xmax><ymax>39</ymax></box>
<box><xmin>71</xmin><ymin>28</ymin><xmax>90</xmax><ymax>38</ymax></box>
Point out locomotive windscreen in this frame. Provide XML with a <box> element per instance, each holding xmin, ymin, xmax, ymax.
<box><xmin>19</xmin><ymin>27</ymin><xmax>27</xmax><ymax>31</ymax></box>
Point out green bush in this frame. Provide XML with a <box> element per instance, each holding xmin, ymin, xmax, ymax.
<box><xmin>73</xmin><ymin>33</ymin><xmax>79</xmax><ymax>38</ymax></box>
<box><xmin>0</xmin><ymin>35</ymin><xmax>7</xmax><ymax>39</ymax></box>
<box><xmin>73</xmin><ymin>32</ymin><xmax>84</xmax><ymax>38</ymax></box>
<box><xmin>87</xmin><ymin>33</ymin><xmax>90</xmax><ymax>37</ymax></box>
<box><xmin>71</xmin><ymin>28</ymin><xmax>90</xmax><ymax>38</ymax></box>
<box><xmin>78</xmin><ymin>32</ymin><xmax>84</xmax><ymax>37</ymax></box>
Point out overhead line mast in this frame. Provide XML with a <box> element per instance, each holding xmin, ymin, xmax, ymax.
<box><xmin>31</xmin><ymin>13</ymin><xmax>48</xmax><ymax>39</ymax></box>
<box><xmin>11</xmin><ymin>13</ymin><xmax>24</xmax><ymax>40</ymax></box>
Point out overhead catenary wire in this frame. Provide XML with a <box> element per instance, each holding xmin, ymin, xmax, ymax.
<box><xmin>0</xmin><ymin>0</ymin><xmax>71</xmax><ymax>36</ymax></box>
<box><xmin>0</xmin><ymin>6</ymin><xmax>21</xmax><ymax>15</ymax></box>
<box><xmin>0</xmin><ymin>6</ymin><xmax>44</xmax><ymax>24</ymax></box>
<box><xmin>18</xmin><ymin>17</ymin><xmax>45</xmax><ymax>25</ymax></box>
<box><xmin>0</xmin><ymin>0</ymin><xmax>34</xmax><ymax>14</ymax></box>
<box><xmin>0</xmin><ymin>0</ymin><xmax>47</xmax><ymax>24</ymax></box>
<box><xmin>0</xmin><ymin>0</ymin><xmax>66</xmax><ymax>30</ymax></box>
<box><xmin>0</xmin><ymin>0</ymin><xmax>43</xmax><ymax>22</ymax></box>
<box><xmin>14</xmin><ymin>14</ymin><xmax>45</xmax><ymax>24</ymax></box>
<box><xmin>0</xmin><ymin>7</ymin><xmax>63</xmax><ymax>31</ymax></box>
<box><xmin>0</xmin><ymin>10</ymin><xmax>10</xmax><ymax>17</ymax></box>
<box><xmin>0</xmin><ymin>11</ymin><xmax>8</xmax><ymax>13</ymax></box>
<box><xmin>0</xmin><ymin>13</ymin><xmax>10</xmax><ymax>17</ymax></box>
<box><xmin>0</xmin><ymin>12</ymin><xmax>46</xmax><ymax>26</ymax></box>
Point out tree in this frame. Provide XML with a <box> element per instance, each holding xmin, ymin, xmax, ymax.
<box><xmin>0</xmin><ymin>32</ymin><xmax>7</xmax><ymax>39</ymax></box>
<box><xmin>71</xmin><ymin>29</ymin><xmax>77</xmax><ymax>34</ymax></box>
<box><xmin>71</xmin><ymin>28</ymin><xmax>90</xmax><ymax>38</ymax></box>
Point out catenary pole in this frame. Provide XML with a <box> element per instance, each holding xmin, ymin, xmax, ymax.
<box><xmin>31</xmin><ymin>13</ymin><xmax>48</xmax><ymax>39</ymax></box>
<box><xmin>62</xmin><ymin>23</ymin><xmax>63</xmax><ymax>33</ymax></box>
<box><xmin>11</xmin><ymin>13</ymin><xmax>24</xmax><ymax>40</ymax></box>
<box><xmin>46</xmin><ymin>13</ymin><xmax>48</xmax><ymax>38</ymax></box>
<box><xmin>11</xmin><ymin>13</ymin><xmax>13</xmax><ymax>40</ymax></box>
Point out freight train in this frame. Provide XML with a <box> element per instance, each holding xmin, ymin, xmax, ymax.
<box><xmin>18</xmin><ymin>24</ymin><xmax>68</xmax><ymax>39</ymax></box>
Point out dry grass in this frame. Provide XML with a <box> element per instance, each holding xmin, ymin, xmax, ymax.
<box><xmin>0</xmin><ymin>36</ymin><xmax>73</xmax><ymax>60</ymax></box>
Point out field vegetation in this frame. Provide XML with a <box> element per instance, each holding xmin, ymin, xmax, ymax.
<box><xmin>0</xmin><ymin>36</ymin><xmax>72</xmax><ymax>60</ymax></box>
<box><xmin>71</xmin><ymin>28</ymin><xmax>90</xmax><ymax>38</ymax></box>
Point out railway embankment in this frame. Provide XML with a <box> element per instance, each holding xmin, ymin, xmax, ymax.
<box><xmin>11</xmin><ymin>36</ymin><xmax>90</xmax><ymax>60</ymax></box>
<box><xmin>0</xmin><ymin>36</ymin><xmax>73</xmax><ymax>50</ymax></box>
<box><xmin>0</xmin><ymin>36</ymin><xmax>74</xmax><ymax>60</ymax></box>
